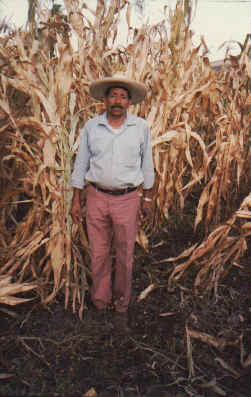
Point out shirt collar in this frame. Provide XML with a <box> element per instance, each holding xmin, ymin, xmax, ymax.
<box><xmin>98</xmin><ymin>112</ymin><xmax>136</xmax><ymax>127</ymax></box>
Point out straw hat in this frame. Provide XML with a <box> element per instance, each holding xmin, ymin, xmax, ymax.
<box><xmin>89</xmin><ymin>74</ymin><xmax>147</xmax><ymax>105</ymax></box>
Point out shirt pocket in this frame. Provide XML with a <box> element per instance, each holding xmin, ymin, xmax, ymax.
<box><xmin>117</xmin><ymin>132</ymin><xmax>142</xmax><ymax>165</ymax></box>
<box><xmin>118</xmin><ymin>145</ymin><xmax>141</xmax><ymax>168</ymax></box>
<box><xmin>88</xmin><ymin>133</ymin><xmax>110</xmax><ymax>158</ymax></box>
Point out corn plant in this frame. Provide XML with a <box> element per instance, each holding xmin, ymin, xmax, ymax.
<box><xmin>0</xmin><ymin>0</ymin><xmax>250</xmax><ymax>313</ymax></box>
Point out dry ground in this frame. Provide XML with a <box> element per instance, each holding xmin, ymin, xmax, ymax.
<box><xmin>1</xmin><ymin>231</ymin><xmax>251</xmax><ymax>397</ymax></box>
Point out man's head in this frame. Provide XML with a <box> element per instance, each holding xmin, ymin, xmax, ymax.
<box><xmin>89</xmin><ymin>75</ymin><xmax>147</xmax><ymax>105</ymax></box>
<box><xmin>104</xmin><ymin>86</ymin><xmax>131</xmax><ymax>119</ymax></box>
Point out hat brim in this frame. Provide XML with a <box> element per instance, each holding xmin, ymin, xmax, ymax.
<box><xmin>89</xmin><ymin>77</ymin><xmax>147</xmax><ymax>105</ymax></box>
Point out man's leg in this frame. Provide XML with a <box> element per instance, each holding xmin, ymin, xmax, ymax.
<box><xmin>86</xmin><ymin>185</ymin><xmax>113</xmax><ymax>309</ymax></box>
<box><xmin>111</xmin><ymin>190</ymin><xmax>140</xmax><ymax>312</ymax></box>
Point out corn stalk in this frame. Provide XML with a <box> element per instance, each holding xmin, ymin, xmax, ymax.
<box><xmin>0</xmin><ymin>0</ymin><xmax>250</xmax><ymax>312</ymax></box>
<box><xmin>167</xmin><ymin>192</ymin><xmax>251</xmax><ymax>296</ymax></box>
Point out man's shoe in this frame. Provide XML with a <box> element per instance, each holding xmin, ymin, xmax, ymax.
<box><xmin>87</xmin><ymin>302</ymin><xmax>110</xmax><ymax>321</ymax></box>
<box><xmin>130</xmin><ymin>290</ymin><xmax>137</xmax><ymax>305</ymax></box>
<box><xmin>113</xmin><ymin>311</ymin><xmax>131</xmax><ymax>333</ymax></box>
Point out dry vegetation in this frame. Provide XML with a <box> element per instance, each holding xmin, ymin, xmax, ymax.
<box><xmin>0</xmin><ymin>1</ymin><xmax>251</xmax><ymax>396</ymax></box>
<box><xmin>0</xmin><ymin>0</ymin><xmax>250</xmax><ymax>317</ymax></box>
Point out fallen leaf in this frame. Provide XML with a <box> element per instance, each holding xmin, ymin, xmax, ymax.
<box><xmin>82</xmin><ymin>387</ymin><xmax>97</xmax><ymax>397</ymax></box>
<box><xmin>159</xmin><ymin>312</ymin><xmax>176</xmax><ymax>317</ymax></box>
<box><xmin>137</xmin><ymin>284</ymin><xmax>156</xmax><ymax>302</ymax></box>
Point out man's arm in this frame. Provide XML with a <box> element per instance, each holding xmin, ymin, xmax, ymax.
<box><xmin>141</xmin><ymin>124</ymin><xmax>155</xmax><ymax>191</ymax></box>
<box><xmin>71</xmin><ymin>126</ymin><xmax>91</xmax><ymax>190</ymax></box>
<box><xmin>71</xmin><ymin>188</ymin><xmax>82</xmax><ymax>224</ymax></box>
<box><xmin>71</xmin><ymin>126</ymin><xmax>90</xmax><ymax>224</ymax></box>
<box><xmin>141</xmin><ymin>125</ymin><xmax>155</xmax><ymax>219</ymax></box>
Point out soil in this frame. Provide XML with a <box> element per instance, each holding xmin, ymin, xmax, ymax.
<box><xmin>1</xmin><ymin>232</ymin><xmax>251</xmax><ymax>397</ymax></box>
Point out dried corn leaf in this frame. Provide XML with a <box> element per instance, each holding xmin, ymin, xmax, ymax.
<box><xmin>0</xmin><ymin>0</ymin><xmax>250</xmax><ymax>315</ymax></box>
<box><xmin>137</xmin><ymin>283</ymin><xmax>156</xmax><ymax>302</ymax></box>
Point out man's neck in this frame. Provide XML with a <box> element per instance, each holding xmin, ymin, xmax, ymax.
<box><xmin>106</xmin><ymin>113</ymin><xmax>126</xmax><ymax>129</ymax></box>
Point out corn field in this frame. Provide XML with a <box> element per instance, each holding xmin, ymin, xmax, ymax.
<box><xmin>0</xmin><ymin>0</ymin><xmax>250</xmax><ymax>318</ymax></box>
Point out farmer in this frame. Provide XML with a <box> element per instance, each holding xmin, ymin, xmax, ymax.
<box><xmin>71</xmin><ymin>75</ymin><xmax>154</xmax><ymax>329</ymax></box>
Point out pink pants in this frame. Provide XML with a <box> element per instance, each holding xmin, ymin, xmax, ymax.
<box><xmin>86</xmin><ymin>185</ymin><xmax>140</xmax><ymax>312</ymax></box>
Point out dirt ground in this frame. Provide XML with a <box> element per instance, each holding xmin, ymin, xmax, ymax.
<box><xmin>1</xmin><ymin>231</ymin><xmax>251</xmax><ymax>397</ymax></box>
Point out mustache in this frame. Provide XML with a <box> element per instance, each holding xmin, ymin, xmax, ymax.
<box><xmin>111</xmin><ymin>105</ymin><xmax>123</xmax><ymax>109</ymax></box>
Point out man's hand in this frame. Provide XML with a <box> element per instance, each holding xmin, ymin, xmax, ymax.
<box><xmin>71</xmin><ymin>188</ymin><xmax>82</xmax><ymax>224</ymax></box>
<box><xmin>140</xmin><ymin>198</ymin><xmax>153</xmax><ymax>224</ymax></box>
<box><xmin>71</xmin><ymin>200</ymin><xmax>82</xmax><ymax>224</ymax></box>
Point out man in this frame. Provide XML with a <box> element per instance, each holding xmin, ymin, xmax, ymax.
<box><xmin>71</xmin><ymin>75</ymin><xmax>154</xmax><ymax>328</ymax></box>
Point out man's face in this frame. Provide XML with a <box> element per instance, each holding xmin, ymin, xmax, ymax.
<box><xmin>104</xmin><ymin>87</ymin><xmax>131</xmax><ymax>118</ymax></box>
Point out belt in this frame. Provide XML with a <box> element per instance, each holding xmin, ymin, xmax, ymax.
<box><xmin>90</xmin><ymin>182</ymin><xmax>137</xmax><ymax>196</ymax></box>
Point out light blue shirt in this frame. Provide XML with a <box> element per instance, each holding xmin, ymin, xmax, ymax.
<box><xmin>71</xmin><ymin>112</ymin><xmax>154</xmax><ymax>190</ymax></box>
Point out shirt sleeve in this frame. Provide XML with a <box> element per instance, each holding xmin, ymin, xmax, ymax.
<box><xmin>71</xmin><ymin>126</ymin><xmax>91</xmax><ymax>189</ymax></box>
<box><xmin>141</xmin><ymin>124</ymin><xmax>155</xmax><ymax>189</ymax></box>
